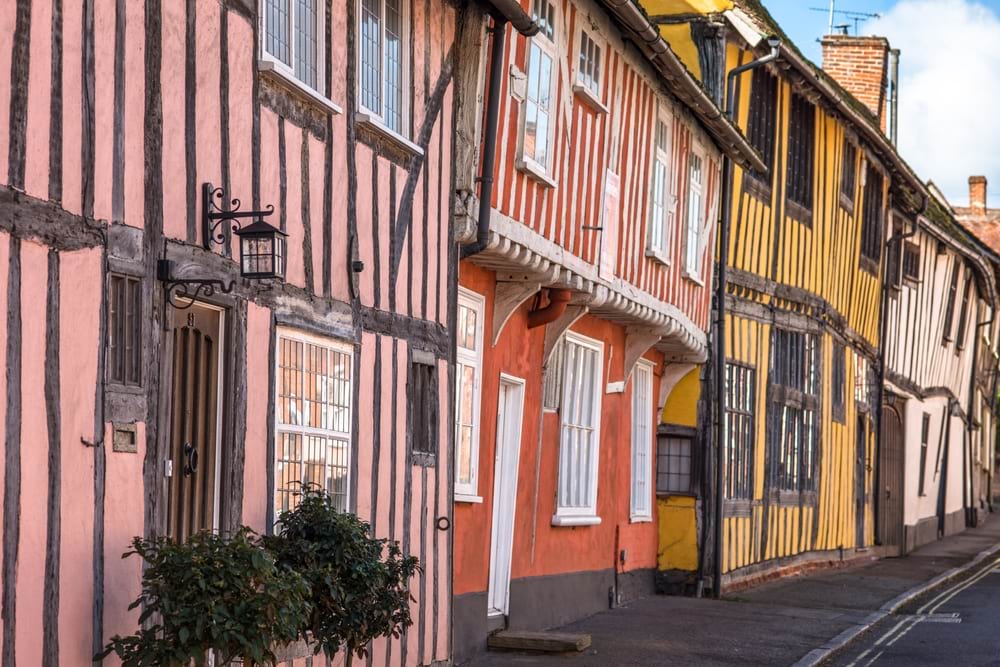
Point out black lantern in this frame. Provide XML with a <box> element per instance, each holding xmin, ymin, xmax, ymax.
<box><xmin>234</xmin><ymin>219</ymin><xmax>287</xmax><ymax>279</ymax></box>
<box><xmin>202</xmin><ymin>182</ymin><xmax>286</xmax><ymax>280</ymax></box>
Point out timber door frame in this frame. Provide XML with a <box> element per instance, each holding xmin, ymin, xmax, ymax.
<box><xmin>878</xmin><ymin>399</ymin><xmax>905</xmax><ymax>555</ymax></box>
<box><xmin>156</xmin><ymin>297</ymin><xmax>235</xmax><ymax>538</ymax></box>
<box><xmin>487</xmin><ymin>373</ymin><xmax>526</xmax><ymax>621</ymax></box>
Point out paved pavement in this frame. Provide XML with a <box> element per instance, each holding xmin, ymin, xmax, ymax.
<box><xmin>466</xmin><ymin>515</ymin><xmax>1000</xmax><ymax>666</ymax></box>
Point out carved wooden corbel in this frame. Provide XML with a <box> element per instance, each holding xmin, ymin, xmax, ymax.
<box><xmin>542</xmin><ymin>304</ymin><xmax>589</xmax><ymax>369</ymax></box>
<box><xmin>623</xmin><ymin>326</ymin><xmax>665</xmax><ymax>382</ymax></box>
<box><xmin>492</xmin><ymin>280</ymin><xmax>541</xmax><ymax>346</ymax></box>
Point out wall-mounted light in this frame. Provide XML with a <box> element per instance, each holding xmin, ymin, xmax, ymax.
<box><xmin>233</xmin><ymin>219</ymin><xmax>287</xmax><ymax>280</ymax></box>
<box><xmin>157</xmin><ymin>184</ymin><xmax>288</xmax><ymax>326</ymax></box>
<box><xmin>203</xmin><ymin>182</ymin><xmax>286</xmax><ymax>280</ymax></box>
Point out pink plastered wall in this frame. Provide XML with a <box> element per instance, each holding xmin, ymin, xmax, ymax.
<box><xmin>58</xmin><ymin>248</ymin><xmax>102</xmax><ymax>663</ymax></box>
<box><xmin>242</xmin><ymin>303</ymin><xmax>271</xmax><ymax>533</ymax></box>
<box><xmin>102</xmin><ymin>420</ymin><xmax>146</xmax><ymax>664</ymax></box>
<box><xmin>15</xmin><ymin>240</ymin><xmax>50</xmax><ymax>665</ymax></box>
<box><xmin>0</xmin><ymin>1</ymin><xmax>14</xmax><ymax>183</ymax></box>
<box><xmin>23</xmin><ymin>0</ymin><xmax>52</xmax><ymax>199</ymax></box>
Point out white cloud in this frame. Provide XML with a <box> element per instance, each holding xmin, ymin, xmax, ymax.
<box><xmin>865</xmin><ymin>0</ymin><xmax>1000</xmax><ymax>207</ymax></box>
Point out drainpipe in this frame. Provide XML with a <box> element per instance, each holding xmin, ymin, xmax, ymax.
<box><xmin>712</xmin><ymin>36</ymin><xmax>781</xmax><ymax>599</ymax></box>
<box><xmin>527</xmin><ymin>289</ymin><xmax>571</xmax><ymax>328</ymax></box>
<box><xmin>966</xmin><ymin>307</ymin><xmax>995</xmax><ymax>525</ymax></box>
<box><xmin>874</xmin><ymin>198</ymin><xmax>924</xmax><ymax>546</ymax></box>
<box><xmin>889</xmin><ymin>49</ymin><xmax>900</xmax><ymax>146</ymax></box>
<box><xmin>938</xmin><ymin>399</ymin><xmax>953</xmax><ymax>538</ymax></box>
<box><xmin>461</xmin><ymin>8</ymin><xmax>537</xmax><ymax>259</ymax></box>
<box><xmin>461</xmin><ymin>17</ymin><xmax>509</xmax><ymax>259</ymax></box>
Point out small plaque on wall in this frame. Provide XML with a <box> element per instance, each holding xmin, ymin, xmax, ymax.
<box><xmin>112</xmin><ymin>423</ymin><xmax>138</xmax><ymax>453</ymax></box>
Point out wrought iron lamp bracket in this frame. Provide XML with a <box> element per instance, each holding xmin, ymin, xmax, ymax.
<box><xmin>157</xmin><ymin>259</ymin><xmax>235</xmax><ymax>327</ymax></box>
<box><xmin>202</xmin><ymin>182</ymin><xmax>276</xmax><ymax>249</ymax></box>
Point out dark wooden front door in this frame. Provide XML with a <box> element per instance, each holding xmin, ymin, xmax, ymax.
<box><xmin>878</xmin><ymin>403</ymin><xmax>905</xmax><ymax>554</ymax></box>
<box><xmin>166</xmin><ymin>302</ymin><xmax>223</xmax><ymax>542</ymax></box>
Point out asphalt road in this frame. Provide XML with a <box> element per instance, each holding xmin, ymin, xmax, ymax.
<box><xmin>831</xmin><ymin>557</ymin><xmax>1000</xmax><ymax>667</ymax></box>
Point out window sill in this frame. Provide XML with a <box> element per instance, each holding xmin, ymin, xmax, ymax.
<box><xmin>516</xmin><ymin>157</ymin><xmax>558</xmax><ymax>189</ymax></box>
<box><xmin>629</xmin><ymin>514</ymin><xmax>652</xmax><ymax>524</ymax></box>
<box><xmin>551</xmin><ymin>514</ymin><xmax>601</xmax><ymax>527</ymax></box>
<box><xmin>257</xmin><ymin>60</ymin><xmax>343</xmax><ymax>115</ymax></box>
<box><xmin>724</xmin><ymin>499</ymin><xmax>752</xmax><ymax>518</ymax></box>
<box><xmin>356</xmin><ymin>112</ymin><xmax>425</xmax><ymax>159</ymax></box>
<box><xmin>645</xmin><ymin>248</ymin><xmax>671</xmax><ymax>266</ymax></box>
<box><xmin>572</xmin><ymin>84</ymin><xmax>609</xmax><ymax>114</ymax></box>
<box><xmin>859</xmin><ymin>255</ymin><xmax>879</xmax><ymax>277</ymax></box>
<box><xmin>770</xmin><ymin>490</ymin><xmax>818</xmax><ymax>507</ymax></box>
<box><xmin>743</xmin><ymin>174</ymin><xmax>772</xmax><ymax>203</ymax></box>
<box><xmin>682</xmin><ymin>270</ymin><xmax>704</xmax><ymax>287</ymax></box>
<box><xmin>454</xmin><ymin>493</ymin><xmax>483</xmax><ymax>504</ymax></box>
<box><xmin>410</xmin><ymin>451</ymin><xmax>436</xmax><ymax>467</ymax></box>
<box><xmin>785</xmin><ymin>199</ymin><xmax>813</xmax><ymax>227</ymax></box>
<box><xmin>106</xmin><ymin>381</ymin><xmax>145</xmax><ymax>395</ymax></box>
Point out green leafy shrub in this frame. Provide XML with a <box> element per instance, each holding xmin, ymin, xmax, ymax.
<box><xmin>264</xmin><ymin>485</ymin><xmax>420</xmax><ymax>665</ymax></box>
<box><xmin>97</xmin><ymin>527</ymin><xmax>311</xmax><ymax>667</ymax></box>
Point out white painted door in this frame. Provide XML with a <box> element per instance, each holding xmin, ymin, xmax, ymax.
<box><xmin>488</xmin><ymin>375</ymin><xmax>525</xmax><ymax>617</ymax></box>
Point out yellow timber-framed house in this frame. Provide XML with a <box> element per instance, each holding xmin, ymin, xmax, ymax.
<box><xmin>644</xmin><ymin>0</ymin><xmax>1000</xmax><ymax>592</ymax></box>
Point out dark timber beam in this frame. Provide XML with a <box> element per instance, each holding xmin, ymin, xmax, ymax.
<box><xmin>0</xmin><ymin>187</ymin><xmax>106</xmax><ymax>250</ymax></box>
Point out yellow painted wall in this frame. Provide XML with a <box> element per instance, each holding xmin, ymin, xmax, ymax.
<box><xmin>659</xmin><ymin>24</ymin><xmax>702</xmax><ymax>80</ymax></box>
<box><xmin>661</xmin><ymin>367</ymin><xmax>701</xmax><ymax>427</ymax></box>
<box><xmin>657</xmin><ymin>496</ymin><xmax>699</xmax><ymax>571</ymax></box>
<box><xmin>720</xmin><ymin>313</ymin><xmax>876</xmax><ymax>573</ymax></box>
<box><xmin>641</xmin><ymin>0</ymin><xmax>732</xmax><ymax>14</ymax></box>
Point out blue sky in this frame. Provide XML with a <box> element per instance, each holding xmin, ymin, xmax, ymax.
<box><xmin>759</xmin><ymin>1</ymin><xmax>899</xmax><ymax>63</ymax></box>
<box><xmin>760</xmin><ymin>0</ymin><xmax>1000</xmax><ymax>207</ymax></box>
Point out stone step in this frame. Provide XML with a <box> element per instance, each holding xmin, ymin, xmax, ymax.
<box><xmin>487</xmin><ymin>630</ymin><xmax>592</xmax><ymax>653</ymax></box>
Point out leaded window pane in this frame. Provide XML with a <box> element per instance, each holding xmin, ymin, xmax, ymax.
<box><xmin>275</xmin><ymin>333</ymin><xmax>353</xmax><ymax>516</ymax></box>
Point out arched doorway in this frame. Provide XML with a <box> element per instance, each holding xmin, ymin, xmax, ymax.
<box><xmin>878</xmin><ymin>401</ymin><xmax>905</xmax><ymax>554</ymax></box>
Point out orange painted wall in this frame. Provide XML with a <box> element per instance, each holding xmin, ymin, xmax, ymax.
<box><xmin>454</xmin><ymin>262</ymin><xmax>661</xmax><ymax>596</ymax></box>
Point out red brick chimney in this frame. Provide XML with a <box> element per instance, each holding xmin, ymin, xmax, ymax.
<box><xmin>821</xmin><ymin>35</ymin><xmax>890</xmax><ymax>133</ymax></box>
<box><xmin>969</xmin><ymin>176</ymin><xmax>988</xmax><ymax>214</ymax></box>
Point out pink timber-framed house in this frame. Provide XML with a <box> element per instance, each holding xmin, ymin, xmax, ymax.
<box><xmin>0</xmin><ymin>0</ymin><xmax>456</xmax><ymax>664</ymax></box>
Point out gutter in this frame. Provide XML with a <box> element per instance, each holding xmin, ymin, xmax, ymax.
<box><xmin>775</xmin><ymin>44</ymin><xmax>933</xmax><ymax>213</ymax></box>
<box><xmin>599</xmin><ymin>0</ymin><xmax>766</xmax><ymax>173</ymax></box>
<box><xmin>486</xmin><ymin>0</ymin><xmax>540</xmax><ymax>36</ymax></box>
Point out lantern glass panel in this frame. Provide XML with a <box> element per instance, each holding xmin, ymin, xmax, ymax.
<box><xmin>241</xmin><ymin>233</ymin><xmax>274</xmax><ymax>276</ymax></box>
<box><xmin>275</xmin><ymin>235</ymin><xmax>286</xmax><ymax>278</ymax></box>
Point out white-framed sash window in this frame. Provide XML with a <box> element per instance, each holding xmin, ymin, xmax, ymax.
<box><xmin>261</xmin><ymin>0</ymin><xmax>325</xmax><ymax>96</ymax></box>
<box><xmin>455</xmin><ymin>289</ymin><xmax>485</xmax><ymax>501</ymax></box>
<box><xmin>648</xmin><ymin>107</ymin><xmax>675</xmax><ymax>261</ymax></box>
<box><xmin>684</xmin><ymin>150</ymin><xmax>704</xmax><ymax>277</ymax></box>
<box><xmin>274</xmin><ymin>328</ymin><xmax>353</xmax><ymax>517</ymax></box>
<box><xmin>359</xmin><ymin>0</ymin><xmax>408</xmax><ymax>135</ymax></box>
<box><xmin>519</xmin><ymin>0</ymin><xmax>558</xmax><ymax>177</ymax></box>
<box><xmin>552</xmin><ymin>332</ymin><xmax>604</xmax><ymax>525</ymax></box>
<box><xmin>630</xmin><ymin>360</ymin><xmax>654</xmax><ymax>521</ymax></box>
<box><xmin>577</xmin><ymin>30</ymin><xmax>601</xmax><ymax>96</ymax></box>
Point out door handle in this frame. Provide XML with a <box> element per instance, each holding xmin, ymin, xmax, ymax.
<box><xmin>183</xmin><ymin>442</ymin><xmax>199</xmax><ymax>476</ymax></box>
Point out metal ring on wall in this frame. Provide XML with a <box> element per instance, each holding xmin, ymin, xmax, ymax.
<box><xmin>436</xmin><ymin>516</ymin><xmax>451</xmax><ymax>531</ymax></box>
